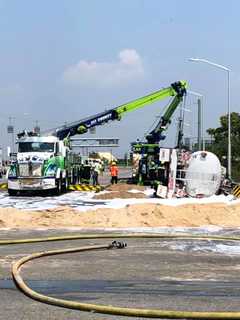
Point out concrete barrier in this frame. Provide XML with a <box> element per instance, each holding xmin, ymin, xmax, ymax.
<box><xmin>0</xmin><ymin>183</ymin><xmax>7</xmax><ymax>190</ymax></box>
<box><xmin>68</xmin><ymin>184</ymin><xmax>103</xmax><ymax>192</ymax></box>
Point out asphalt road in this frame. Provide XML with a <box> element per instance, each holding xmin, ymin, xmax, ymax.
<box><xmin>2</xmin><ymin>228</ymin><xmax>240</xmax><ymax>319</ymax></box>
<box><xmin>99</xmin><ymin>165</ymin><xmax>132</xmax><ymax>185</ymax></box>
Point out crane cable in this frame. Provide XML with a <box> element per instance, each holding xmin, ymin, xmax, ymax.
<box><xmin>3</xmin><ymin>233</ymin><xmax>240</xmax><ymax>319</ymax></box>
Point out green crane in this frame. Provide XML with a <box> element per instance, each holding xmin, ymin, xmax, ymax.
<box><xmin>54</xmin><ymin>80</ymin><xmax>188</xmax><ymax>140</ymax></box>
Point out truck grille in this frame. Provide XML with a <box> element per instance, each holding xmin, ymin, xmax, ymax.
<box><xmin>18</xmin><ymin>163</ymin><xmax>42</xmax><ymax>177</ymax></box>
<box><xmin>18</xmin><ymin>163</ymin><xmax>29</xmax><ymax>177</ymax></box>
<box><xmin>32</xmin><ymin>163</ymin><xmax>42</xmax><ymax>177</ymax></box>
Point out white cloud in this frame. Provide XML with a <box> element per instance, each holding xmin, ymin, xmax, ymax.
<box><xmin>62</xmin><ymin>49</ymin><xmax>144</xmax><ymax>88</ymax></box>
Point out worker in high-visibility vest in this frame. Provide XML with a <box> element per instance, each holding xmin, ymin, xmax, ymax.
<box><xmin>110</xmin><ymin>162</ymin><xmax>118</xmax><ymax>184</ymax></box>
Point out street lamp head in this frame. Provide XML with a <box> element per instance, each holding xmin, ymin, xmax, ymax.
<box><xmin>188</xmin><ymin>57</ymin><xmax>230</xmax><ymax>71</ymax></box>
<box><xmin>188</xmin><ymin>58</ymin><xmax>200</xmax><ymax>62</ymax></box>
<box><xmin>188</xmin><ymin>90</ymin><xmax>203</xmax><ymax>97</ymax></box>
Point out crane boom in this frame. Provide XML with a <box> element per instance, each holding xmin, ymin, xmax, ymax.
<box><xmin>146</xmin><ymin>83</ymin><xmax>187</xmax><ymax>144</ymax></box>
<box><xmin>54</xmin><ymin>81</ymin><xmax>187</xmax><ymax>140</ymax></box>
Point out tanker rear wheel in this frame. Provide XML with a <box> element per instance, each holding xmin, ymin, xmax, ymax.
<box><xmin>8</xmin><ymin>189</ymin><xmax>18</xmax><ymax>196</ymax></box>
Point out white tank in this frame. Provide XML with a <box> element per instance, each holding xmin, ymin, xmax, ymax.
<box><xmin>185</xmin><ymin>151</ymin><xmax>222</xmax><ymax>197</ymax></box>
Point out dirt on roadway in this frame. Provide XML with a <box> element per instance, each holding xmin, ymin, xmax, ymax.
<box><xmin>0</xmin><ymin>181</ymin><xmax>240</xmax><ymax>229</ymax></box>
<box><xmin>94</xmin><ymin>183</ymin><xmax>147</xmax><ymax>199</ymax></box>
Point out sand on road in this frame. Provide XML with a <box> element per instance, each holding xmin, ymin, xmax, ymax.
<box><xmin>0</xmin><ymin>201</ymin><xmax>240</xmax><ymax>229</ymax></box>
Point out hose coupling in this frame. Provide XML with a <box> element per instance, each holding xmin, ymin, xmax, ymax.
<box><xmin>108</xmin><ymin>241</ymin><xmax>127</xmax><ymax>249</ymax></box>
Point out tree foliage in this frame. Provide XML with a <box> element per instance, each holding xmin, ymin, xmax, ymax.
<box><xmin>206</xmin><ymin>112</ymin><xmax>240</xmax><ymax>180</ymax></box>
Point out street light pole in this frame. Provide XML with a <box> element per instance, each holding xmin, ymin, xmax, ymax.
<box><xmin>188</xmin><ymin>90</ymin><xmax>204</xmax><ymax>150</ymax></box>
<box><xmin>227</xmin><ymin>69</ymin><xmax>231</xmax><ymax>179</ymax></box>
<box><xmin>188</xmin><ymin>58</ymin><xmax>231</xmax><ymax>179</ymax></box>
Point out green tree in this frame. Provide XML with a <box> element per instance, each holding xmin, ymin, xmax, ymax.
<box><xmin>206</xmin><ymin>112</ymin><xmax>240</xmax><ymax>181</ymax></box>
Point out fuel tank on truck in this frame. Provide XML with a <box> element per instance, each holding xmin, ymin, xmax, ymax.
<box><xmin>185</xmin><ymin>151</ymin><xmax>222</xmax><ymax>197</ymax></box>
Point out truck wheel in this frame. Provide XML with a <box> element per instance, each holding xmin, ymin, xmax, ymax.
<box><xmin>62</xmin><ymin>177</ymin><xmax>68</xmax><ymax>193</ymax></box>
<box><xmin>72</xmin><ymin>168</ymin><xmax>76</xmax><ymax>184</ymax></box>
<box><xmin>8</xmin><ymin>189</ymin><xmax>17</xmax><ymax>196</ymax></box>
<box><xmin>55</xmin><ymin>178</ymin><xmax>62</xmax><ymax>196</ymax></box>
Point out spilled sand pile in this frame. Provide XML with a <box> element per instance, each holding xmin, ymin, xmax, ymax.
<box><xmin>94</xmin><ymin>191</ymin><xmax>146</xmax><ymax>199</ymax></box>
<box><xmin>94</xmin><ymin>183</ymin><xmax>147</xmax><ymax>199</ymax></box>
<box><xmin>1</xmin><ymin>202</ymin><xmax>240</xmax><ymax>229</ymax></box>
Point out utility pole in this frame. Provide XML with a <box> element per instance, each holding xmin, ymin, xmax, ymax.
<box><xmin>197</xmin><ymin>98</ymin><xmax>202</xmax><ymax>150</ymax></box>
<box><xmin>7</xmin><ymin>117</ymin><xmax>15</xmax><ymax>153</ymax></box>
<box><xmin>34</xmin><ymin>120</ymin><xmax>40</xmax><ymax>134</ymax></box>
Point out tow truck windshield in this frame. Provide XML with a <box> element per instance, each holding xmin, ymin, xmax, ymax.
<box><xmin>18</xmin><ymin>142</ymin><xmax>55</xmax><ymax>153</ymax></box>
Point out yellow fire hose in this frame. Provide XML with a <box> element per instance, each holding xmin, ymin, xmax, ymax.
<box><xmin>3</xmin><ymin>233</ymin><xmax>240</xmax><ymax>319</ymax></box>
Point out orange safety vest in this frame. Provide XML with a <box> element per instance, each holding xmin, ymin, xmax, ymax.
<box><xmin>110</xmin><ymin>165</ymin><xmax>118</xmax><ymax>176</ymax></box>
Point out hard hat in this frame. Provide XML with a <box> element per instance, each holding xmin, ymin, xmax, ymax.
<box><xmin>112</xmin><ymin>161</ymin><xmax>116</xmax><ymax>165</ymax></box>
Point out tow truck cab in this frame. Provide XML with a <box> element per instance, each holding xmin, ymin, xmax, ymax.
<box><xmin>7</xmin><ymin>136</ymin><xmax>68</xmax><ymax>195</ymax></box>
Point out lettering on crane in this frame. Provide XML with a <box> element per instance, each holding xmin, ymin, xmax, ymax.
<box><xmin>89</xmin><ymin>112</ymin><xmax>113</xmax><ymax>127</ymax></box>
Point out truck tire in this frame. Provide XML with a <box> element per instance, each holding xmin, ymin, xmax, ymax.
<box><xmin>62</xmin><ymin>176</ymin><xmax>68</xmax><ymax>193</ymax></box>
<box><xmin>55</xmin><ymin>178</ymin><xmax>62</xmax><ymax>196</ymax></box>
<box><xmin>8</xmin><ymin>189</ymin><xmax>17</xmax><ymax>196</ymax></box>
<box><xmin>72</xmin><ymin>168</ymin><xmax>76</xmax><ymax>185</ymax></box>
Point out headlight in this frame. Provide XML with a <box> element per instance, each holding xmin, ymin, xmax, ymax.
<box><xmin>8</xmin><ymin>165</ymin><xmax>17</xmax><ymax>177</ymax></box>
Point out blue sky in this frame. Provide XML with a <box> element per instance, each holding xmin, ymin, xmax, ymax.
<box><xmin>0</xmin><ymin>0</ymin><xmax>239</xmax><ymax>156</ymax></box>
